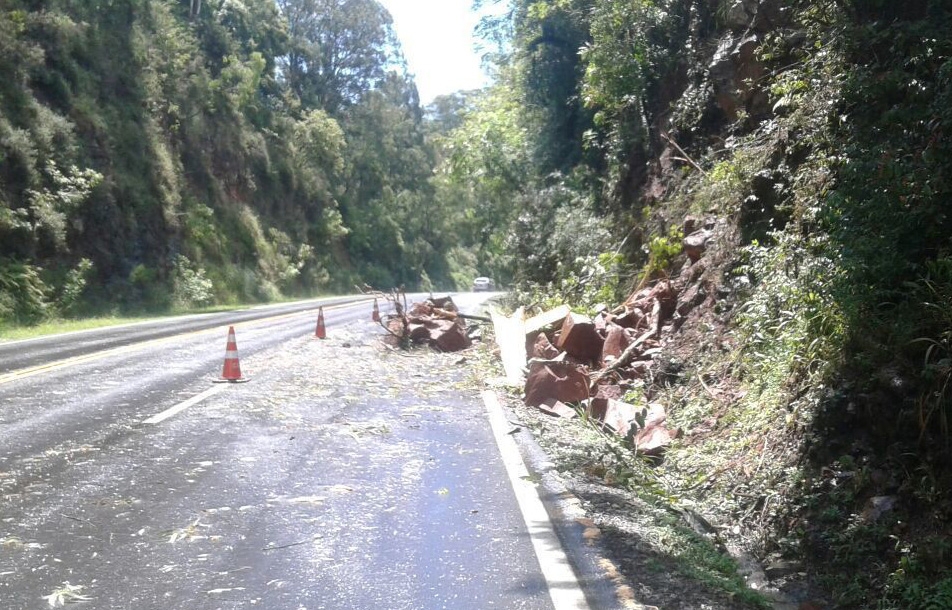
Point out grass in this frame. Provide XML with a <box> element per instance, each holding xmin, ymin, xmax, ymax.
<box><xmin>0</xmin><ymin>315</ymin><xmax>165</xmax><ymax>341</ymax></box>
<box><xmin>0</xmin><ymin>302</ymin><xmax>300</xmax><ymax>342</ymax></box>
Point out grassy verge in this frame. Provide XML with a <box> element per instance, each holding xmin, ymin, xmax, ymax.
<box><xmin>0</xmin><ymin>303</ymin><xmax>275</xmax><ymax>342</ymax></box>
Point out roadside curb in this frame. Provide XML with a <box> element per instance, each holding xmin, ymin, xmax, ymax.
<box><xmin>483</xmin><ymin>389</ymin><xmax>650</xmax><ymax>610</ymax></box>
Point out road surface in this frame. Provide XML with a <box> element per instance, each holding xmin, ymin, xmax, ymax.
<box><xmin>0</xmin><ymin>294</ymin><xmax>602</xmax><ymax>609</ymax></box>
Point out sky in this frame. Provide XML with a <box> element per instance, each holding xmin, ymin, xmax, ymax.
<box><xmin>377</xmin><ymin>0</ymin><xmax>493</xmax><ymax>104</ymax></box>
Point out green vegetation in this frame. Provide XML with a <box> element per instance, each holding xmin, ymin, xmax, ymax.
<box><xmin>0</xmin><ymin>0</ymin><xmax>478</xmax><ymax>328</ymax></box>
<box><xmin>463</xmin><ymin>0</ymin><xmax>952</xmax><ymax>606</ymax></box>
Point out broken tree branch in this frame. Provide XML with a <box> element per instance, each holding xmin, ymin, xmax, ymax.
<box><xmin>592</xmin><ymin>337</ymin><xmax>647</xmax><ymax>383</ymax></box>
<box><xmin>661</xmin><ymin>131</ymin><xmax>707</xmax><ymax>176</ymax></box>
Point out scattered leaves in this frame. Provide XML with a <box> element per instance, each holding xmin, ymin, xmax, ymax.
<box><xmin>44</xmin><ymin>582</ymin><xmax>92</xmax><ymax>607</ymax></box>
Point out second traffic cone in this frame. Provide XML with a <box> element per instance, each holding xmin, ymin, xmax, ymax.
<box><xmin>372</xmin><ymin>298</ymin><xmax>380</xmax><ymax>322</ymax></box>
<box><xmin>217</xmin><ymin>326</ymin><xmax>248</xmax><ymax>382</ymax></box>
<box><xmin>315</xmin><ymin>306</ymin><xmax>327</xmax><ymax>339</ymax></box>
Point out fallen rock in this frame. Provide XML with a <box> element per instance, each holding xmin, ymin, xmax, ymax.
<box><xmin>408</xmin><ymin>322</ymin><xmax>430</xmax><ymax>343</ymax></box>
<box><xmin>409</xmin><ymin>301</ymin><xmax>433</xmax><ymax>317</ymax></box>
<box><xmin>425</xmin><ymin>318</ymin><xmax>471</xmax><ymax>352</ymax></box>
<box><xmin>557</xmin><ymin>312</ymin><xmax>604</xmax><ymax>362</ymax></box>
<box><xmin>684</xmin><ymin>229</ymin><xmax>713</xmax><ymax>263</ymax></box>
<box><xmin>524</xmin><ymin>360</ymin><xmax>590</xmax><ymax>407</ymax></box>
<box><xmin>531</xmin><ymin>333</ymin><xmax>561</xmax><ymax>359</ymax></box>
<box><xmin>633</xmin><ymin>424</ymin><xmax>680</xmax><ymax>456</ymax></box>
<box><xmin>536</xmin><ymin>397</ymin><xmax>578</xmax><ymax>418</ymax></box>
<box><xmin>602</xmin><ymin>324</ymin><xmax>632</xmax><ymax>363</ymax></box>
<box><xmin>429</xmin><ymin>295</ymin><xmax>458</xmax><ymax>311</ymax></box>
<box><xmin>589</xmin><ymin>398</ymin><xmax>640</xmax><ymax>438</ymax></box>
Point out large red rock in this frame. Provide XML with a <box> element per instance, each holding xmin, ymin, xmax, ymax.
<box><xmin>630</xmin><ymin>402</ymin><xmax>680</xmax><ymax>455</ymax></box>
<box><xmin>524</xmin><ymin>360</ymin><xmax>590</xmax><ymax>407</ymax></box>
<box><xmin>588</xmin><ymin>398</ymin><xmax>640</xmax><ymax>438</ymax></box>
<box><xmin>556</xmin><ymin>312</ymin><xmax>604</xmax><ymax>362</ymax></box>
<box><xmin>633</xmin><ymin>424</ymin><xmax>680</xmax><ymax>456</ymax></box>
<box><xmin>531</xmin><ymin>333</ymin><xmax>561</xmax><ymax>359</ymax></box>
<box><xmin>425</xmin><ymin>319</ymin><xmax>471</xmax><ymax>352</ymax></box>
<box><xmin>601</xmin><ymin>324</ymin><xmax>631</xmax><ymax>363</ymax></box>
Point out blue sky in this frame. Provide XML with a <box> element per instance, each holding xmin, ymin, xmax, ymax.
<box><xmin>378</xmin><ymin>0</ymin><xmax>493</xmax><ymax>104</ymax></box>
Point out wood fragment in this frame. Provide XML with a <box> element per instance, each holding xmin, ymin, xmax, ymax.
<box><xmin>661</xmin><ymin>131</ymin><xmax>707</xmax><ymax>176</ymax></box>
<box><xmin>490</xmin><ymin>306</ymin><xmax>527</xmax><ymax>386</ymax></box>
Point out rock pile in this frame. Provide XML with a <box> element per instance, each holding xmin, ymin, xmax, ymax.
<box><xmin>495</xmin><ymin>216</ymin><xmax>720</xmax><ymax>456</ymax></box>
<box><xmin>382</xmin><ymin>294</ymin><xmax>484</xmax><ymax>352</ymax></box>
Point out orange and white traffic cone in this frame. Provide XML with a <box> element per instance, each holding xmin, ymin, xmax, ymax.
<box><xmin>372</xmin><ymin>298</ymin><xmax>380</xmax><ymax>322</ymax></box>
<box><xmin>315</xmin><ymin>306</ymin><xmax>327</xmax><ymax>339</ymax></box>
<box><xmin>215</xmin><ymin>326</ymin><xmax>248</xmax><ymax>383</ymax></box>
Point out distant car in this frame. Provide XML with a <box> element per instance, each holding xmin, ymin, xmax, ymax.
<box><xmin>472</xmin><ymin>277</ymin><xmax>495</xmax><ymax>292</ymax></box>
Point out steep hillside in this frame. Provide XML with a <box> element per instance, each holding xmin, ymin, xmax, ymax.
<box><xmin>0</xmin><ymin>0</ymin><xmax>462</xmax><ymax>326</ymax></box>
<box><xmin>630</xmin><ymin>2</ymin><xmax>952</xmax><ymax>606</ymax></box>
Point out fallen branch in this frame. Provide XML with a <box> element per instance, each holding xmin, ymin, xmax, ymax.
<box><xmin>661</xmin><ymin>131</ymin><xmax>707</xmax><ymax>176</ymax></box>
<box><xmin>262</xmin><ymin>539</ymin><xmax>316</xmax><ymax>552</ymax></box>
<box><xmin>593</xmin><ymin>338</ymin><xmax>647</xmax><ymax>383</ymax></box>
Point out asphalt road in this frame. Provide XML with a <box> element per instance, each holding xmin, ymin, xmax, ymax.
<box><xmin>0</xmin><ymin>293</ymin><xmax>585</xmax><ymax>610</ymax></box>
<box><xmin>0</xmin><ymin>295</ymin><xmax>376</xmax><ymax>376</ymax></box>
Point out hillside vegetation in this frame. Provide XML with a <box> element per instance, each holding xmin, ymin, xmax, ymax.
<box><xmin>0</xmin><ymin>0</ymin><xmax>475</xmax><ymax>322</ymax></box>
<box><xmin>458</xmin><ymin>0</ymin><xmax>952</xmax><ymax>607</ymax></box>
<box><xmin>3</xmin><ymin>0</ymin><xmax>952</xmax><ymax>606</ymax></box>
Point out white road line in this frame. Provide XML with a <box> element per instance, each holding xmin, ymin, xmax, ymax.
<box><xmin>482</xmin><ymin>390</ymin><xmax>591</xmax><ymax>610</ymax></box>
<box><xmin>143</xmin><ymin>385</ymin><xmax>226</xmax><ymax>424</ymax></box>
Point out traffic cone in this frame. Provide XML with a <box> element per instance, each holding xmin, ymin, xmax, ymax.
<box><xmin>315</xmin><ymin>306</ymin><xmax>327</xmax><ymax>339</ymax></box>
<box><xmin>216</xmin><ymin>326</ymin><xmax>248</xmax><ymax>383</ymax></box>
<box><xmin>372</xmin><ymin>298</ymin><xmax>380</xmax><ymax>322</ymax></box>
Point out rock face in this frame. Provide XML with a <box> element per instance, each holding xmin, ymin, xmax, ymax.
<box><xmin>683</xmin><ymin>229</ymin><xmax>713</xmax><ymax>263</ymax></box>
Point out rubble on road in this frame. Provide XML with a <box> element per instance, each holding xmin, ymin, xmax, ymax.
<box><xmin>490</xmin><ymin>227</ymin><xmax>723</xmax><ymax>456</ymax></box>
<box><xmin>378</xmin><ymin>292</ymin><xmax>488</xmax><ymax>353</ymax></box>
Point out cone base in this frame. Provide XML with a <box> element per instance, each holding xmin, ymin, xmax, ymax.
<box><xmin>213</xmin><ymin>377</ymin><xmax>251</xmax><ymax>383</ymax></box>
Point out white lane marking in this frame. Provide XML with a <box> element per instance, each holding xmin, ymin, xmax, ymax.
<box><xmin>482</xmin><ymin>390</ymin><xmax>591</xmax><ymax>610</ymax></box>
<box><xmin>0</xmin><ymin>301</ymin><xmax>364</xmax><ymax>386</ymax></box>
<box><xmin>143</xmin><ymin>385</ymin><xmax>226</xmax><ymax>424</ymax></box>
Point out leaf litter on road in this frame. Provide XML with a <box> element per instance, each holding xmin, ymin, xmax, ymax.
<box><xmin>44</xmin><ymin>582</ymin><xmax>92</xmax><ymax>607</ymax></box>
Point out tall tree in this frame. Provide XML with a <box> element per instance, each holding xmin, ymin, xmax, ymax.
<box><xmin>276</xmin><ymin>0</ymin><xmax>401</xmax><ymax>115</ymax></box>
